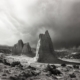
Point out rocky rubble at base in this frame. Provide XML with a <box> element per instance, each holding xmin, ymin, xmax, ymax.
<box><xmin>0</xmin><ymin>59</ymin><xmax>80</xmax><ymax>80</ymax></box>
<box><xmin>0</xmin><ymin>64</ymin><xmax>41</xmax><ymax>80</ymax></box>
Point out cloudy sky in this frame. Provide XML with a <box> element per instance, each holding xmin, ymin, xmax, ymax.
<box><xmin>0</xmin><ymin>0</ymin><xmax>80</xmax><ymax>49</ymax></box>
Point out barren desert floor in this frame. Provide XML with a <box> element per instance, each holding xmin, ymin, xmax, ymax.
<box><xmin>0</xmin><ymin>54</ymin><xmax>80</xmax><ymax>80</ymax></box>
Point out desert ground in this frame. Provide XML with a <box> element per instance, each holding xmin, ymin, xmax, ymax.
<box><xmin>0</xmin><ymin>53</ymin><xmax>80</xmax><ymax>80</ymax></box>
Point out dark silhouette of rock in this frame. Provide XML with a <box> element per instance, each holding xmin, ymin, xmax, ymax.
<box><xmin>17</xmin><ymin>40</ymin><xmax>24</xmax><ymax>53</ymax></box>
<box><xmin>50</xmin><ymin>65</ymin><xmax>56</xmax><ymax>69</ymax></box>
<box><xmin>11</xmin><ymin>61</ymin><xmax>22</xmax><ymax>67</ymax></box>
<box><xmin>27</xmin><ymin>65</ymin><xmax>36</xmax><ymax>70</ymax></box>
<box><xmin>46</xmin><ymin>64</ymin><xmax>62</xmax><ymax>75</ymax></box>
<box><xmin>22</xmin><ymin>43</ymin><xmax>35</xmax><ymax>57</ymax></box>
<box><xmin>61</xmin><ymin>63</ymin><xmax>66</xmax><ymax>67</ymax></box>
<box><xmin>3</xmin><ymin>59</ymin><xmax>11</xmax><ymax>66</ymax></box>
<box><xmin>37</xmin><ymin>30</ymin><xmax>56</xmax><ymax>63</ymax></box>
<box><xmin>12</xmin><ymin>40</ymin><xmax>24</xmax><ymax>55</ymax></box>
<box><xmin>73</xmin><ymin>65</ymin><xmax>79</xmax><ymax>69</ymax></box>
<box><xmin>12</xmin><ymin>40</ymin><xmax>35</xmax><ymax>57</ymax></box>
<box><xmin>22</xmin><ymin>43</ymin><xmax>32</xmax><ymax>54</ymax></box>
<box><xmin>69</xmin><ymin>73</ymin><xmax>76</xmax><ymax>78</ymax></box>
<box><xmin>45</xmin><ymin>64</ymin><xmax>56</xmax><ymax>72</ymax></box>
<box><xmin>31</xmin><ymin>70</ymin><xmax>41</xmax><ymax>76</ymax></box>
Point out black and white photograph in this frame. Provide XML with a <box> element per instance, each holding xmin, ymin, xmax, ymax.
<box><xmin>0</xmin><ymin>0</ymin><xmax>80</xmax><ymax>80</ymax></box>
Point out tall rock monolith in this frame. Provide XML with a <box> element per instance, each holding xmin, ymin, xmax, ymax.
<box><xmin>36</xmin><ymin>30</ymin><xmax>56</xmax><ymax>63</ymax></box>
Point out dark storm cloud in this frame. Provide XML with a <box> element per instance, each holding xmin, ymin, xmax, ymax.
<box><xmin>29</xmin><ymin>0</ymin><xmax>80</xmax><ymax>48</ymax></box>
<box><xmin>52</xmin><ymin>1</ymin><xmax>80</xmax><ymax>48</ymax></box>
<box><xmin>0</xmin><ymin>0</ymin><xmax>80</xmax><ymax>49</ymax></box>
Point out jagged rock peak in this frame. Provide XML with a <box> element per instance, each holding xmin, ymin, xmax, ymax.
<box><xmin>18</xmin><ymin>39</ymin><xmax>24</xmax><ymax>46</ymax></box>
<box><xmin>45</xmin><ymin>30</ymin><xmax>50</xmax><ymax>37</ymax></box>
<box><xmin>39</xmin><ymin>30</ymin><xmax>51</xmax><ymax>39</ymax></box>
<box><xmin>45</xmin><ymin>30</ymin><xmax>49</xmax><ymax>35</ymax></box>
<box><xmin>39</xmin><ymin>34</ymin><xmax>44</xmax><ymax>39</ymax></box>
<box><xmin>37</xmin><ymin>30</ymin><xmax>55</xmax><ymax>63</ymax></box>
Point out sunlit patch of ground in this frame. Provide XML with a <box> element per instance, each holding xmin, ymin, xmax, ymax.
<box><xmin>0</xmin><ymin>53</ymin><xmax>80</xmax><ymax>80</ymax></box>
<box><xmin>0</xmin><ymin>62</ymin><xmax>80</xmax><ymax>80</ymax></box>
<box><xmin>59</xmin><ymin>58</ymin><xmax>80</xmax><ymax>63</ymax></box>
<box><xmin>6</xmin><ymin>55</ymin><xmax>37</xmax><ymax>65</ymax></box>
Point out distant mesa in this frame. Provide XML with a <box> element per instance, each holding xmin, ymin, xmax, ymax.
<box><xmin>12</xmin><ymin>40</ymin><xmax>35</xmax><ymax>57</ymax></box>
<box><xmin>36</xmin><ymin>30</ymin><xmax>57</xmax><ymax>63</ymax></box>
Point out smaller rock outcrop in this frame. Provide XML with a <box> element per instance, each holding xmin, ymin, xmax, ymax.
<box><xmin>22</xmin><ymin>43</ymin><xmax>35</xmax><ymax>57</ymax></box>
<box><xmin>12</xmin><ymin>40</ymin><xmax>24</xmax><ymax>55</ymax></box>
<box><xmin>11</xmin><ymin>61</ymin><xmax>23</xmax><ymax>67</ymax></box>
<box><xmin>22</xmin><ymin>43</ymin><xmax>32</xmax><ymax>54</ymax></box>
<box><xmin>46</xmin><ymin>64</ymin><xmax>61</xmax><ymax>75</ymax></box>
<box><xmin>12</xmin><ymin>40</ymin><xmax>35</xmax><ymax>57</ymax></box>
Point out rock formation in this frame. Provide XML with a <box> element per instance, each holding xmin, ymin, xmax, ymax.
<box><xmin>12</xmin><ymin>40</ymin><xmax>35</xmax><ymax>57</ymax></box>
<box><xmin>22</xmin><ymin>43</ymin><xmax>35</xmax><ymax>57</ymax></box>
<box><xmin>22</xmin><ymin>43</ymin><xmax>32</xmax><ymax>54</ymax></box>
<box><xmin>36</xmin><ymin>30</ymin><xmax>56</xmax><ymax>63</ymax></box>
<box><xmin>12</xmin><ymin>40</ymin><xmax>24</xmax><ymax>55</ymax></box>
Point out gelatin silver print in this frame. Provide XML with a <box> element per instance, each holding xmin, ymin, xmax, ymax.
<box><xmin>0</xmin><ymin>0</ymin><xmax>80</xmax><ymax>80</ymax></box>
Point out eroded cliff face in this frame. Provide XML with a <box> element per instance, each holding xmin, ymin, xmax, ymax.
<box><xmin>36</xmin><ymin>30</ymin><xmax>56</xmax><ymax>63</ymax></box>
